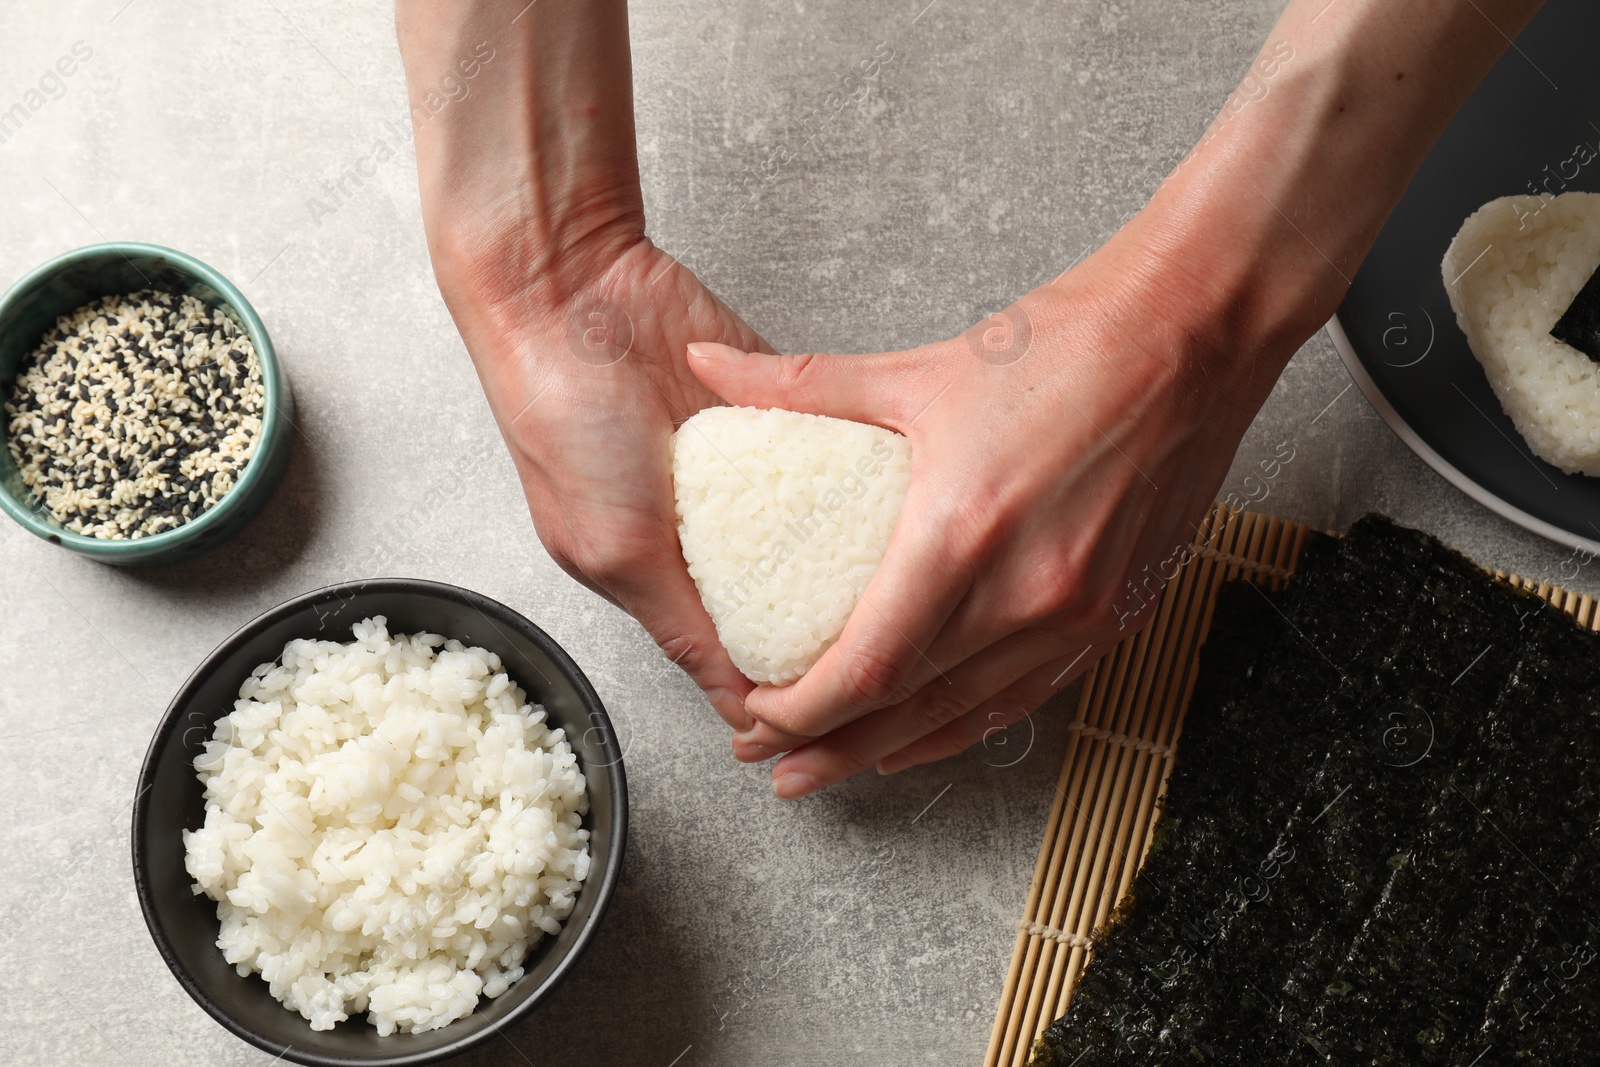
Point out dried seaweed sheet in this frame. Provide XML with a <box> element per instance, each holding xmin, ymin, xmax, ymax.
<box><xmin>1551</xmin><ymin>262</ymin><xmax>1600</xmax><ymax>363</ymax></box>
<box><xmin>1030</xmin><ymin>515</ymin><xmax>1600</xmax><ymax>1066</ymax></box>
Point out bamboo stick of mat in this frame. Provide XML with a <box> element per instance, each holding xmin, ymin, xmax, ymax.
<box><xmin>984</xmin><ymin>506</ymin><xmax>1598</xmax><ymax>1067</ymax></box>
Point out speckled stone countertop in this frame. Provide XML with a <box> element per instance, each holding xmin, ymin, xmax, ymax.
<box><xmin>2</xmin><ymin>2</ymin><xmax>1594</xmax><ymax>1065</ymax></box>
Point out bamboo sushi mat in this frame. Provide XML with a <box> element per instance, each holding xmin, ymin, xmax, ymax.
<box><xmin>985</xmin><ymin>504</ymin><xmax>1600</xmax><ymax>1067</ymax></box>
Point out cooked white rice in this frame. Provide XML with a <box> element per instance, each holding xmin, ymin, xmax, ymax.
<box><xmin>670</xmin><ymin>405</ymin><xmax>912</xmax><ymax>685</ymax></box>
<box><xmin>1443</xmin><ymin>192</ymin><xmax>1600</xmax><ymax>474</ymax></box>
<box><xmin>182</xmin><ymin>617</ymin><xmax>590</xmax><ymax>1035</ymax></box>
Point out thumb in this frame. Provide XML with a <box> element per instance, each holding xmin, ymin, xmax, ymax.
<box><xmin>686</xmin><ymin>342</ymin><xmax>931</xmax><ymax>428</ymax></box>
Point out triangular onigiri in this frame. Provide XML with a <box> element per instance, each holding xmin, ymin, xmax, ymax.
<box><xmin>670</xmin><ymin>405</ymin><xmax>912</xmax><ymax>686</ymax></box>
<box><xmin>1443</xmin><ymin>192</ymin><xmax>1600</xmax><ymax>475</ymax></box>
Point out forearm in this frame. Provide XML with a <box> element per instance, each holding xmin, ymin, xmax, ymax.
<box><xmin>394</xmin><ymin>0</ymin><xmax>641</xmax><ymax>307</ymax></box>
<box><xmin>1115</xmin><ymin>0</ymin><xmax>1545</xmax><ymax>399</ymax></box>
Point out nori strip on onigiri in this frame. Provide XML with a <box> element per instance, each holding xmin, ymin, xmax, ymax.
<box><xmin>1549</xmin><ymin>260</ymin><xmax>1600</xmax><ymax>362</ymax></box>
<box><xmin>1029</xmin><ymin>515</ymin><xmax>1600</xmax><ymax>1066</ymax></box>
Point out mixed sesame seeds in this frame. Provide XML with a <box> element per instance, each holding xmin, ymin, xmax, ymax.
<box><xmin>4</xmin><ymin>290</ymin><xmax>265</xmax><ymax>539</ymax></box>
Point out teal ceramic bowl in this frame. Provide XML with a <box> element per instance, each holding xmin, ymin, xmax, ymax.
<box><xmin>0</xmin><ymin>243</ymin><xmax>293</xmax><ymax>565</ymax></box>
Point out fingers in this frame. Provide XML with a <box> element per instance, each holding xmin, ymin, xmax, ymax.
<box><xmin>543</xmin><ymin>526</ymin><xmax>762</xmax><ymax>734</ymax></box>
<box><xmin>738</xmin><ymin>490</ymin><xmax>976</xmax><ymax>740</ymax></box>
<box><xmin>602</xmin><ymin>549</ymin><xmax>760</xmax><ymax>731</ymax></box>
<box><xmin>514</xmin><ymin>386</ymin><xmax>784</xmax><ymax>736</ymax></box>
<box><xmin>728</xmin><ymin>492</ymin><xmax>980</xmax><ymax>759</ymax></box>
<box><xmin>547</xmin><ymin>502</ymin><xmax>759</xmax><ymax>732</ymax></box>
<box><xmin>737</xmin><ymin>475</ymin><xmax>1133</xmax><ymax>747</ymax></box>
<box><xmin>851</xmin><ymin>497</ymin><xmax>1202</xmax><ymax>780</ymax></box>
<box><xmin>685</xmin><ymin>342</ymin><xmax>933</xmax><ymax>428</ymax></box>
<box><xmin>876</xmin><ymin>642</ymin><xmax>1116</xmax><ymax>775</ymax></box>
<box><xmin>735</xmin><ymin>468</ymin><xmax>1197</xmax><ymax>766</ymax></box>
<box><xmin>731</xmin><ymin>572</ymin><xmax>1008</xmax><ymax>760</ymax></box>
<box><xmin>765</xmin><ymin>626</ymin><xmax>1079</xmax><ymax>798</ymax></box>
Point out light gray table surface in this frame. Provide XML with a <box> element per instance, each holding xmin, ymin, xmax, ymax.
<box><xmin>3</xmin><ymin>2</ymin><xmax>1596</xmax><ymax>1065</ymax></box>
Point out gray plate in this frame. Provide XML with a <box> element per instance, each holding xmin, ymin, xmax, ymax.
<box><xmin>1331</xmin><ymin>0</ymin><xmax>1600</xmax><ymax>554</ymax></box>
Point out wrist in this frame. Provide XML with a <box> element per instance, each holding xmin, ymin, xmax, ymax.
<box><xmin>398</xmin><ymin>0</ymin><xmax>644</xmax><ymax>321</ymax></box>
<box><xmin>1077</xmin><ymin>83</ymin><xmax>1357</xmax><ymax>412</ymax></box>
<box><xmin>1096</xmin><ymin>0</ymin><xmax>1546</xmax><ymax>405</ymax></box>
<box><xmin>1037</xmin><ymin>200</ymin><xmax>1320</xmax><ymax>429</ymax></box>
<box><xmin>1112</xmin><ymin>193</ymin><xmax>1339</xmax><ymax>404</ymax></box>
<box><xmin>432</xmin><ymin>224</ymin><xmax>659</xmax><ymax>405</ymax></box>
<box><xmin>424</xmin><ymin>199</ymin><xmax>643</xmax><ymax>330</ymax></box>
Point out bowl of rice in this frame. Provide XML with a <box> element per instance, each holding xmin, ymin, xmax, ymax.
<box><xmin>0</xmin><ymin>241</ymin><xmax>292</xmax><ymax>565</ymax></box>
<box><xmin>132</xmin><ymin>579</ymin><xmax>627</xmax><ymax>1066</ymax></box>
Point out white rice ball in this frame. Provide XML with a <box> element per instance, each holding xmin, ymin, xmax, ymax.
<box><xmin>670</xmin><ymin>405</ymin><xmax>912</xmax><ymax>686</ymax></box>
<box><xmin>1442</xmin><ymin>191</ymin><xmax>1600</xmax><ymax>474</ymax></box>
<box><xmin>182</xmin><ymin>616</ymin><xmax>590</xmax><ymax>1035</ymax></box>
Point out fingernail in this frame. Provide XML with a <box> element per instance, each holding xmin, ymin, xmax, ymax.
<box><xmin>735</xmin><ymin>742</ymin><xmax>781</xmax><ymax>763</ymax></box>
<box><xmin>772</xmin><ymin>772</ymin><xmax>820</xmax><ymax>800</ymax></box>
<box><xmin>876</xmin><ymin>755</ymin><xmax>910</xmax><ymax>776</ymax></box>
<box><xmin>707</xmin><ymin>688</ymin><xmax>751</xmax><ymax>731</ymax></box>
<box><xmin>687</xmin><ymin>341</ymin><xmax>749</xmax><ymax>361</ymax></box>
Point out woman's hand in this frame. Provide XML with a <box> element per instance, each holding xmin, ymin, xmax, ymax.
<box><xmin>397</xmin><ymin>0</ymin><xmax>794</xmax><ymax>732</ymax></box>
<box><xmin>685</xmin><ymin>0</ymin><xmax>1549</xmax><ymax>796</ymax></box>
<box><xmin>449</xmin><ymin>239</ymin><xmax>775</xmax><ymax>732</ymax></box>
<box><xmin>399</xmin><ymin>0</ymin><xmax>1546</xmax><ymax>788</ymax></box>
<box><xmin>691</xmin><ymin>217</ymin><xmax>1280</xmax><ymax>796</ymax></box>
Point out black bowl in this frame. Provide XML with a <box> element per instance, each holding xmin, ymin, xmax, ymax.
<box><xmin>132</xmin><ymin>579</ymin><xmax>627</xmax><ymax>1066</ymax></box>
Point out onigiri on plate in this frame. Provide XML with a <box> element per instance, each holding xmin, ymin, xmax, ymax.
<box><xmin>1442</xmin><ymin>191</ymin><xmax>1600</xmax><ymax>475</ymax></box>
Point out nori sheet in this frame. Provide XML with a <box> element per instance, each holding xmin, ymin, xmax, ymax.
<box><xmin>1030</xmin><ymin>515</ymin><xmax>1600</xmax><ymax>1066</ymax></box>
<box><xmin>1551</xmin><ymin>262</ymin><xmax>1600</xmax><ymax>363</ymax></box>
